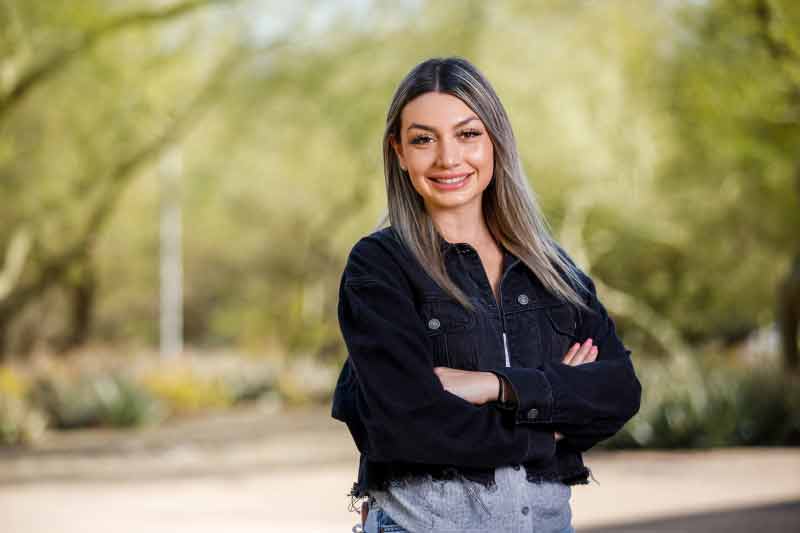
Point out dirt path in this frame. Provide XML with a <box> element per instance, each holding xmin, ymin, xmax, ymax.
<box><xmin>1</xmin><ymin>403</ymin><xmax>798</xmax><ymax>532</ymax></box>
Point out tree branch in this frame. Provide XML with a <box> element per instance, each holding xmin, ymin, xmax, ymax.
<box><xmin>0</xmin><ymin>226</ymin><xmax>32</xmax><ymax>302</ymax></box>
<box><xmin>0</xmin><ymin>0</ymin><xmax>233</xmax><ymax>120</ymax></box>
<box><xmin>559</xmin><ymin>187</ymin><xmax>694</xmax><ymax>360</ymax></box>
<box><xmin>0</xmin><ymin>42</ymin><xmax>253</xmax><ymax>320</ymax></box>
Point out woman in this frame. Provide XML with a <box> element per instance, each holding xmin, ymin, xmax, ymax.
<box><xmin>331</xmin><ymin>56</ymin><xmax>642</xmax><ymax>533</ymax></box>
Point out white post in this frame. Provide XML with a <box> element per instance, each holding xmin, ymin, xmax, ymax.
<box><xmin>159</xmin><ymin>146</ymin><xmax>183</xmax><ymax>358</ymax></box>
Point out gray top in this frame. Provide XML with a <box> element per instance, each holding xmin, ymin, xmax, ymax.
<box><xmin>369</xmin><ymin>464</ymin><xmax>575</xmax><ymax>533</ymax></box>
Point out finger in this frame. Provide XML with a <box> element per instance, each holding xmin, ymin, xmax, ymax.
<box><xmin>587</xmin><ymin>346</ymin><xmax>599</xmax><ymax>362</ymax></box>
<box><xmin>578</xmin><ymin>344</ymin><xmax>598</xmax><ymax>365</ymax></box>
<box><xmin>562</xmin><ymin>342</ymin><xmax>580</xmax><ymax>365</ymax></box>
<box><xmin>573</xmin><ymin>338</ymin><xmax>594</xmax><ymax>365</ymax></box>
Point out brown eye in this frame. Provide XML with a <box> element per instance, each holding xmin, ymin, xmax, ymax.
<box><xmin>460</xmin><ymin>129</ymin><xmax>482</xmax><ymax>138</ymax></box>
<box><xmin>410</xmin><ymin>135</ymin><xmax>434</xmax><ymax>145</ymax></box>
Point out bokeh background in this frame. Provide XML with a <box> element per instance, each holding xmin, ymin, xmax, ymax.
<box><xmin>0</xmin><ymin>1</ymin><xmax>798</xmax><ymax>532</ymax></box>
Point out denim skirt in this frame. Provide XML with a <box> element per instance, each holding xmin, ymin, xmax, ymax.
<box><xmin>358</xmin><ymin>464</ymin><xmax>575</xmax><ymax>533</ymax></box>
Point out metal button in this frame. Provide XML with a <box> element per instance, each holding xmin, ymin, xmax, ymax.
<box><xmin>521</xmin><ymin>506</ymin><xmax>530</xmax><ymax>515</ymax></box>
<box><xmin>427</xmin><ymin>318</ymin><xmax>441</xmax><ymax>330</ymax></box>
<box><xmin>526</xmin><ymin>408</ymin><xmax>539</xmax><ymax>420</ymax></box>
<box><xmin>517</xmin><ymin>293</ymin><xmax>529</xmax><ymax>305</ymax></box>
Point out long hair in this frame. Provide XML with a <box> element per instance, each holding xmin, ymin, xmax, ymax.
<box><xmin>375</xmin><ymin>56</ymin><xmax>590</xmax><ymax>313</ymax></box>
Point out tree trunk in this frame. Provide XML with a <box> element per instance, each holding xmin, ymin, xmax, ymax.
<box><xmin>0</xmin><ymin>45</ymin><xmax>246</xmax><ymax>362</ymax></box>
<box><xmin>778</xmin><ymin>255</ymin><xmax>800</xmax><ymax>372</ymax></box>
<box><xmin>57</xmin><ymin>261</ymin><xmax>97</xmax><ymax>354</ymax></box>
<box><xmin>0</xmin><ymin>312</ymin><xmax>9</xmax><ymax>363</ymax></box>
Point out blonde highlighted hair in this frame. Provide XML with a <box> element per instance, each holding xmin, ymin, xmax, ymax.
<box><xmin>376</xmin><ymin>56</ymin><xmax>590</xmax><ymax>313</ymax></box>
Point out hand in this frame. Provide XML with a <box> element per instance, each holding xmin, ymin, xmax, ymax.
<box><xmin>562</xmin><ymin>337</ymin><xmax>598</xmax><ymax>366</ymax></box>
<box><xmin>433</xmin><ymin>367</ymin><xmax>498</xmax><ymax>405</ymax></box>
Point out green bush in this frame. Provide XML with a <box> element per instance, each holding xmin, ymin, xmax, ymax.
<box><xmin>604</xmin><ymin>355</ymin><xmax>800</xmax><ymax>449</ymax></box>
<box><xmin>0</xmin><ymin>350</ymin><xmax>281</xmax><ymax>442</ymax></box>
<box><xmin>29</xmin><ymin>373</ymin><xmax>165</xmax><ymax>430</ymax></box>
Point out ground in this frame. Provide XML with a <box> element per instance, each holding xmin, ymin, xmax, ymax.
<box><xmin>0</xmin><ymin>402</ymin><xmax>798</xmax><ymax>532</ymax></box>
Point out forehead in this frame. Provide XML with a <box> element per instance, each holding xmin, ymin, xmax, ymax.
<box><xmin>401</xmin><ymin>92</ymin><xmax>481</xmax><ymax>128</ymax></box>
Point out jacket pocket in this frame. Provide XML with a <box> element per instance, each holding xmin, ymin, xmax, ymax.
<box><xmin>544</xmin><ymin>303</ymin><xmax>578</xmax><ymax>361</ymax></box>
<box><xmin>419</xmin><ymin>295</ymin><xmax>479</xmax><ymax>370</ymax></box>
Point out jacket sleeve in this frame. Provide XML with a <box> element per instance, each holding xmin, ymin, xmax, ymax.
<box><xmin>336</xmin><ymin>237</ymin><xmax>556</xmax><ymax>468</ymax></box>
<box><xmin>488</xmin><ymin>251</ymin><xmax>642</xmax><ymax>453</ymax></box>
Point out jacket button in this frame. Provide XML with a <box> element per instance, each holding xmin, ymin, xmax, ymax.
<box><xmin>526</xmin><ymin>408</ymin><xmax>539</xmax><ymax>420</ymax></box>
<box><xmin>427</xmin><ymin>318</ymin><xmax>441</xmax><ymax>330</ymax></box>
<box><xmin>517</xmin><ymin>294</ymin><xmax>529</xmax><ymax>305</ymax></box>
<box><xmin>521</xmin><ymin>506</ymin><xmax>530</xmax><ymax>515</ymax></box>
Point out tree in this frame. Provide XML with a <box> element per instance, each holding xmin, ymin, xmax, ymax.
<box><xmin>0</xmin><ymin>0</ymin><xmax>247</xmax><ymax>358</ymax></box>
<box><xmin>663</xmin><ymin>0</ymin><xmax>799</xmax><ymax>367</ymax></box>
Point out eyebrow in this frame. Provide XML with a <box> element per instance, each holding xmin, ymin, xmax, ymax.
<box><xmin>406</xmin><ymin>116</ymin><xmax>479</xmax><ymax>133</ymax></box>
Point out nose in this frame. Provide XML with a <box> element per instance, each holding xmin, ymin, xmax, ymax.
<box><xmin>436</xmin><ymin>136</ymin><xmax>461</xmax><ymax>168</ymax></box>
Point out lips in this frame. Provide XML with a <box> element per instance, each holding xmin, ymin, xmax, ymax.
<box><xmin>427</xmin><ymin>172</ymin><xmax>473</xmax><ymax>184</ymax></box>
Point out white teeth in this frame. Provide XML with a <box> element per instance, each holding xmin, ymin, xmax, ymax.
<box><xmin>432</xmin><ymin>174</ymin><xmax>469</xmax><ymax>184</ymax></box>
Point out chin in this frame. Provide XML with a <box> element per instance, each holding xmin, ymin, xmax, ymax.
<box><xmin>427</xmin><ymin>194</ymin><xmax>482</xmax><ymax>212</ymax></box>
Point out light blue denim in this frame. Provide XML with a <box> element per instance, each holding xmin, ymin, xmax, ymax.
<box><xmin>360</xmin><ymin>464</ymin><xmax>575</xmax><ymax>533</ymax></box>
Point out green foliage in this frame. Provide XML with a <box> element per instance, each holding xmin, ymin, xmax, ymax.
<box><xmin>0</xmin><ymin>1</ymin><xmax>798</xmax><ymax>453</ymax></box>
<box><xmin>0</xmin><ymin>350</ymin><xmax>289</xmax><ymax>444</ymax></box>
<box><xmin>30</xmin><ymin>373</ymin><xmax>165</xmax><ymax>429</ymax></box>
<box><xmin>633</xmin><ymin>0</ymin><xmax>800</xmax><ymax>342</ymax></box>
<box><xmin>604</xmin><ymin>354</ymin><xmax>800</xmax><ymax>449</ymax></box>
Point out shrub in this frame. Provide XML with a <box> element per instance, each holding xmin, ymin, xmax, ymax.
<box><xmin>140</xmin><ymin>368</ymin><xmax>233</xmax><ymax>415</ymax></box>
<box><xmin>0</xmin><ymin>367</ymin><xmax>47</xmax><ymax>445</ymax></box>
<box><xmin>29</xmin><ymin>373</ymin><xmax>165</xmax><ymax>429</ymax></box>
<box><xmin>1</xmin><ymin>349</ymin><xmax>280</xmax><ymax>443</ymax></box>
<box><xmin>604</xmin><ymin>355</ymin><xmax>800</xmax><ymax>449</ymax></box>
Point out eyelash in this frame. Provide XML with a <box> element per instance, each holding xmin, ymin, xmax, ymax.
<box><xmin>409</xmin><ymin>129</ymin><xmax>483</xmax><ymax>145</ymax></box>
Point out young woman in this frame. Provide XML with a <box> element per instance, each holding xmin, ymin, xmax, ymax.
<box><xmin>331</xmin><ymin>56</ymin><xmax>642</xmax><ymax>533</ymax></box>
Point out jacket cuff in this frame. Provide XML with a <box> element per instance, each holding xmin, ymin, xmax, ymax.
<box><xmin>488</xmin><ymin>368</ymin><xmax>554</xmax><ymax>424</ymax></box>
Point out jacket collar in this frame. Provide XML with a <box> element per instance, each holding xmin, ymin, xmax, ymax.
<box><xmin>436</xmin><ymin>231</ymin><xmax>472</xmax><ymax>255</ymax></box>
<box><xmin>435</xmin><ymin>231</ymin><xmax>520</xmax><ymax>272</ymax></box>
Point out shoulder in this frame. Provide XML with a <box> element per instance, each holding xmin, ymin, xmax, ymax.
<box><xmin>343</xmin><ymin>226</ymin><xmax>408</xmax><ymax>284</ymax></box>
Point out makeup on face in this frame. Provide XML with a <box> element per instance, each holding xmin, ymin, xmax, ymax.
<box><xmin>393</xmin><ymin>92</ymin><xmax>494</xmax><ymax>211</ymax></box>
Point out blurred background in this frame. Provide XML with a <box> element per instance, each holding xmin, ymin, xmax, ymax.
<box><xmin>0</xmin><ymin>0</ymin><xmax>798</xmax><ymax>532</ymax></box>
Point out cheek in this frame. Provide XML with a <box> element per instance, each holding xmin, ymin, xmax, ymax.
<box><xmin>467</xmin><ymin>141</ymin><xmax>494</xmax><ymax>175</ymax></box>
<box><xmin>406</xmin><ymin>153</ymin><xmax>436</xmax><ymax>187</ymax></box>
<box><xmin>406</xmin><ymin>168</ymin><xmax>432</xmax><ymax>197</ymax></box>
<box><xmin>407</xmin><ymin>150</ymin><xmax>436</xmax><ymax>174</ymax></box>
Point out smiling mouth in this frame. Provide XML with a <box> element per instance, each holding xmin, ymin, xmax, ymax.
<box><xmin>427</xmin><ymin>172</ymin><xmax>473</xmax><ymax>185</ymax></box>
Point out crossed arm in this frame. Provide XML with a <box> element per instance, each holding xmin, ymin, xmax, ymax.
<box><xmin>432</xmin><ymin>338</ymin><xmax>599</xmax><ymax>442</ymax></box>
<box><xmin>336</xmin><ymin>238</ymin><xmax>640</xmax><ymax>464</ymax></box>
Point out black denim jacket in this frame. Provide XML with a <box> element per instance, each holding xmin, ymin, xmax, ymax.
<box><xmin>331</xmin><ymin>226</ymin><xmax>642</xmax><ymax>499</ymax></box>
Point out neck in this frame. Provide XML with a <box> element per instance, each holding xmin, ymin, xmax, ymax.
<box><xmin>428</xmin><ymin>199</ymin><xmax>495</xmax><ymax>249</ymax></box>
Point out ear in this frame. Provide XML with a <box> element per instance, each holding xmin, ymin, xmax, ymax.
<box><xmin>390</xmin><ymin>134</ymin><xmax>407</xmax><ymax>171</ymax></box>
